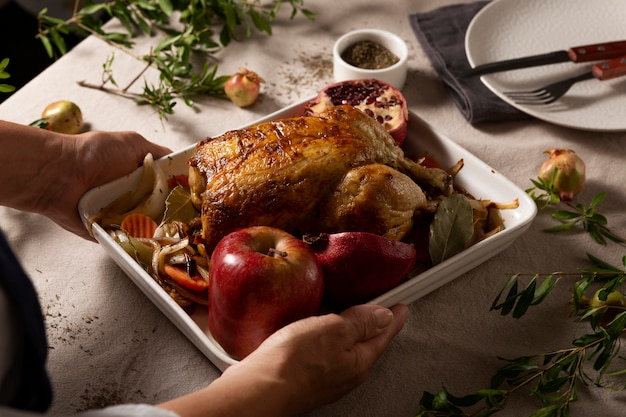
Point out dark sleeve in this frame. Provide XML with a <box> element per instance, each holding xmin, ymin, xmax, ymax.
<box><xmin>0</xmin><ymin>229</ymin><xmax>52</xmax><ymax>412</ymax></box>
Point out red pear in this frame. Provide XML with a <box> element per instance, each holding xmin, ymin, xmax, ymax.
<box><xmin>306</xmin><ymin>232</ymin><xmax>416</xmax><ymax>307</ymax></box>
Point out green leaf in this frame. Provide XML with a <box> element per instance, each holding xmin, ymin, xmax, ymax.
<box><xmin>512</xmin><ymin>277</ymin><xmax>536</xmax><ymax>318</ymax></box>
<box><xmin>528</xmin><ymin>404</ymin><xmax>563</xmax><ymax>417</ymax></box>
<box><xmin>589</xmin><ymin>191</ymin><xmax>607</xmax><ymax>208</ymax></box>
<box><xmin>571</xmin><ymin>276</ymin><xmax>593</xmax><ymax>314</ymax></box>
<box><xmin>29</xmin><ymin>118</ymin><xmax>49</xmax><ymax>129</ymax></box>
<box><xmin>40</xmin><ymin>34</ymin><xmax>54</xmax><ymax>58</ymax></box>
<box><xmin>491</xmin><ymin>355</ymin><xmax>539</xmax><ymax>388</ymax></box>
<box><xmin>49</xmin><ymin>27</ymin><xmax>68</xmax><ymax>55</ymax></box>
<box><xmin>605</xmin><ymin>311</ymin><xmax>626</xmax><ymax>340</ymax></box>
<box><xmin>587</xmin><ymin>252</ymin><xmax>625</xmax><ymax>272</ymax></box>
<box><xmin>600</xmin><ymin>230</ymin><xmax>626</xmax><ymax>244</ymax></box>
<box><xmin>301</xmin><ymin>8</ymin><xmax>316</xmax><ymax>19</ymax></box>
<box><xmin>223</xmin><ymin>3</ymin><xmax>237</xmax><ymax>30</ymax></box>
<box><xmin>418</xmin><ymin>387</ymin><xmax>466</xmax><ymax>414</ymax></box>
<box><xmin>607</xmin><ymin>367</ymin><xmax>626</xmax><ymax>377</ymax></box>
<box><xmin>592</xmin><ymin>336</ymin><xmax>619</xmax><ymax>372</ymax></box>
<box><xmin>76</xmin><ymin>3</ymin><xmax>109</xmax><ymax>15</ymax></box>
<box><xmin>532</xmin><ymin>274</ymin><xmax>561</xmax><ymax>305</ymax></box>
<box><xmin>105</xmin><ymin>32</ymin><xmax>133</xmax><ymax>46</ymax></box>
<box><xmin>551</xmin><ymin>210</ymin><xmax>580</xmax><ymax>220</ymax></box>
<box><xmin>491</xmin><ymin>273</ymin><xmax>560</xmax><ymax>319</ymax></box>
<box><xmin>572</xmin><ymin>331</ymin><xmax>604</xmax><ymax>347</ymax></box>
<box><xmin>249</xmin><ymin>8</ymin><xmax>272</xmax><ymax>34</ymax></box>
<box><xmin>160</xmin><ymin>185</ymin><xmax>198</xmax><ymax>226</ymax></box>
<box><xmin>428</xmin><ymin>194</ymin><xmax>474</xmax><ymax>265</ymax></box>
<box><xmin>476</xmin><ymin>388</ymin><xmax>506</xmax><ymax>409</ymax></box>
<box><xmin>219</xmin><ymin>24</ymin><xmax>232</xmax><ymax>47</ymax></box>
<box><xmin>158</xmin><ymin>0</ymin><xmax>173</xmax><ymax>15</ymax></box>
<box><xmin>451</xmin><ymin>390</ymin><xmax>496</xmax><ymax>407</ymax></box>
<box><xmin>537</xmin><ymin>375</ymin><xmax>570</xmax><ymax>394</ymax></box>
<box><xmin>493</xmin><ymin>275</ymin><xmax>520</xmax><ymax>316</ymax></box>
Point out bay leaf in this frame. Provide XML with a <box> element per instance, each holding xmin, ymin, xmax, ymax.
<box><xmin>428</xmin><ymin>193</ymin><xmax>474</xmax><ymax>265</ymax></box>
<box><xmin>160</xmin><ymin>185</ymin><xmax>199</xmax><ymax>226</ymax></box>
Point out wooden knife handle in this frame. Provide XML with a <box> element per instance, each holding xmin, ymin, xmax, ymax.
<box><xmin>592</xmin><ymin>55</ymin><xmax>626</xmax><ymax>80</ymax></box>
<box><xmin>568</xmin><ymin>40</ymin><xmax>626</xmax><ymax>62</ymax></box>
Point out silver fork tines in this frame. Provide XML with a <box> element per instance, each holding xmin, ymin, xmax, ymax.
<box><xmin>504</xmin><ymin>72</ymin><xmax>595</xmax><ymax>105</ymax></box>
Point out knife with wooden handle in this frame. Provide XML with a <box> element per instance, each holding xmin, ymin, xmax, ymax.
<box><xmin>462</xmin><ymin>40</ymin><xmax>626</xmax><ymax>77</ymax></box>
<box><xmin>592</xmin><ymin>55</ymin><xmax>626</xmax><ymax>80</ymax></box>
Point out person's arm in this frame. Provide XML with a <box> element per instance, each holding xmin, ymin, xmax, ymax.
<box><xmin>0</xmin><ymin>120</ymin><xmax>171</xmax><ymax>238</ymax></box>
<box><xmin>158</xmin><ymin>303</ymin><xmax>408</xmax><ymax>417</ymax></box>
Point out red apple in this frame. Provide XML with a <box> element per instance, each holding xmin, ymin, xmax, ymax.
<box><xmin>208</xmin><ymin>226</ymin><xmax>324</xmax><ymax>360</ymax></box>
<box><xmin>306</xmin><ymin>232</ymin><xmax>416</xmax><ymax>307</ymax></box>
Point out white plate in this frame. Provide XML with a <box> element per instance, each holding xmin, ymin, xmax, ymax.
<box><xmin>78</xmin><ymin>99</ymin><xmax>537</xmax><ymax>371</ymax></box>
<box><xmin>465</xmin><ymin>0</ymin><xmax>626</xmax><ymax>132</ymax></box>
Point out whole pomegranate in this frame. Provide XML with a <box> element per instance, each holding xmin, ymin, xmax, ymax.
<box><xmin>538</xmin><ymin>148</ymin><xmax>586</xmax><ymax>201</ymax></box>
<box><xmin>304</xmin><ymin>79</ymin><xmax>409</xmax><ymax>145</ymax></box>
<box><xmin>224</xmin><ymin>68</ymin><xmax>265</xmax><ymax>107</ymax></box>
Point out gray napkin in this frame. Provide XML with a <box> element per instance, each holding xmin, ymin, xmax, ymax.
<box><xmin>409</xmin><ymin>2</ymin><xmax>530</xmax><ymax>123</ymax></box>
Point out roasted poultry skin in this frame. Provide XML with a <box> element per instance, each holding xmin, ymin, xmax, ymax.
<box><xmin>317</xmin><ymin>163</ymin><xmax>427</xmax><ymax>241</ymax></box>
<box><xmin>188</xmin><ymin>105</ymin><xmax>452</xmax><ymax>250</ymax></box>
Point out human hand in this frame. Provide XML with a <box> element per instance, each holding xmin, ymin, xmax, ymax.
<box><xmin>0</xmin><ymin>121</ymin><xmax>173</xmax><ymax>239</ymax></box>
<box><xmin>158</xmin><ymin>304</ymin><xmax>408</xmax><ymax>417</ymax></box>
<box><xmin>57</xmin><ymin>130</ymin><xmax>172</xmax><ymax>239</ymax></box>
<box><xmin>222</xmin><ymin>303</ymin><xmax>409</xmax><ymax>416</ymax></box>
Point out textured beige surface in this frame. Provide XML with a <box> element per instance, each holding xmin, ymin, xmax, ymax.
<box><xmin>1</xmin><ymin>1</ymin><xmax>625</xmax><ymax>416</ymax></box>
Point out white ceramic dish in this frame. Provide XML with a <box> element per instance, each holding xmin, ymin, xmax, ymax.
<box><xmin>79</xmin><ymin>99</ymin><xmax>537</xmax><ymax>371</ymax></box>
<box><xmin>465</xmin><ymin>0</ymin><xmax>626</xmax><ymax>132</ymax></box>
<box><xmin>333</xmin><ymin>29</ymin><xmax>408</xmax><ymax>90</ymax></box>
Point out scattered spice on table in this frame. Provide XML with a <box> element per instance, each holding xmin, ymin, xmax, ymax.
<box><xmin>74</xmin><ymin>382</ymin><xmax>149</xmax><ymax>412</ymax></box>
<box><xmin>273</xmin><ymin>50</ymin><xmax>333</xmax><ymax>102</ymax></box>
<box><xmin>341</xmin><ymin>40</ymin><xmax>399</xmax><ymax>69</ymax></box>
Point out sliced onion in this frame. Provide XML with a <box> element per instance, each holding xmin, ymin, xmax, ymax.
<box><xmin>156</xmin><ymin>238</ymin><xmax>190</xmax><ymax>273</ymax></box>
<box><xmin>196</xmin><ymin>264</ymin><xmax>210</xmax><ymax>281</ymax></box>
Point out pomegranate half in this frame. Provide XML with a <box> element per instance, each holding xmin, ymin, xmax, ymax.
<box><xmin>304</xmin><ymin>79</ymin><xmax>409</xmax><ymax>145</ymax></box>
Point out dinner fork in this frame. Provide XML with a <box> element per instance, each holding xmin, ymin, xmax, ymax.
<box><xmin>504</xmin><ymin>55</ymin><xmax>626</xmax><ymax>105</ymax></box>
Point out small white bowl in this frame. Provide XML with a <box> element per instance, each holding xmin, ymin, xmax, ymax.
<box><xmin>333</xmin><ymin>29</ymin><xmax>408</xmax><ymax>90</ymax></box>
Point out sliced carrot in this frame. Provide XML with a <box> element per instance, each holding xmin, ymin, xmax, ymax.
<box><xmin>163</xmin><ymin>264</ymin><xmax>209</xmax><ymax>291</ymax></box>
<box><xmin>120</xmin><ymin>213</ymin><xmax>158</xmax><ymax>238</ymax></box>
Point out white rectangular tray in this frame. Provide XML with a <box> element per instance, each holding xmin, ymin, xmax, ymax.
<box><xmin>79</xmin><ymin>99</ymin><xmax>537</xmax><ymax>371</ymax></box>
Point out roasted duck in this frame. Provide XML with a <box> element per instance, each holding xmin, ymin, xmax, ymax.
<box><xmin>188</xmin><ymin>105</ymin><xmax>453</xmax><ymax>250</ymax></box>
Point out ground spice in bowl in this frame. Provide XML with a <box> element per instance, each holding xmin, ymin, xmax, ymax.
<box><xmin>340</xmin><ymin>40</ymin><xmax>399</xmax><ymax>70</ymax></box>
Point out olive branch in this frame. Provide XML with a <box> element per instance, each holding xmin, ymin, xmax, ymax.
<box><xmin>35</xmin><ymin>0</ymin><xmax>315</xmax><ymax>118</ymax></box>
<box><xmin>417</xmin><ymin>253</ymin><xmax>626</xmax><ymax>417</ymax></box>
